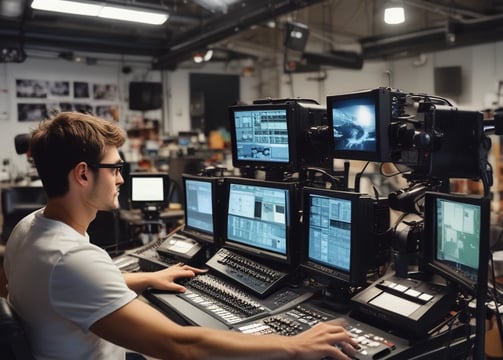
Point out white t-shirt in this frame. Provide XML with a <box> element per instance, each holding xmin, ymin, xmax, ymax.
<box><xmin>4</xmin><ymin>208</ymin><xmax>138</xmax><ymax>360</ymax></box>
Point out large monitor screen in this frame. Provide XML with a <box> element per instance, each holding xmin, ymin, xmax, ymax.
<box><xmin>425</xmin><ymin>192</ymin><xmax>490</xmax><ymax>295</ymax></box>
<box><xmin>223</xmin><ymin>177</ymin><xmax>297</xmax><ymax>265</ymax></box>
<box><xmin>129</xmin><ymin>172</ymin><xmax>170</xmax><ymax>211</ymax></box>
<box><xmin>300</xmin><ymin>187</ymin><xmax>373</xmax><ymax>287</ymax></box>
<box><xmin>182</xmin><ymin>174</ymin><xmax>220</xmax><ymax>243</ymax></box>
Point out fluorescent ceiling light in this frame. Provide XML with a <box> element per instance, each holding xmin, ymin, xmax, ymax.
<box><xmin>31</xmin><ymin>0</ymin><xmax>101</xmax><ymax>16</ymax></box>
<box><xmin>31</xmin><ymin>0</ymin><xmax>168</xmax><ymax>25</ymax></box>
<box><xmin>99</xmin><ymin>6</ymin><xmax>168</xmax><ymax>25</ymax></box>
<box><xmin>384</xmin><ymin>1</ymin><xmax>405</xmax><ymax>25</ymax></box>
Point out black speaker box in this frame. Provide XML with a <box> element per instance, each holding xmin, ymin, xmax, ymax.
<box><xmin>129</xmin><ymin>82</ymin><xmax>162</xmax><ymax>111</ymax></box>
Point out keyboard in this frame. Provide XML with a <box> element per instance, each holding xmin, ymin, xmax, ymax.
<box><xmin>234</xmin><ymin>302</ymin><xmax>407</xmax><ymax>360</ymax></box>
<box><xmin>206</xmin><ymin>248</ymin><xmax>289</xmax><ymax>298</ymax></box>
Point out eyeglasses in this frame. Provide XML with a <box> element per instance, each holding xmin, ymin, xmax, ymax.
<box><xmin>87</xmin><ymin>162</ymin><xmax>124</xmax><ymax>176</ymax></box>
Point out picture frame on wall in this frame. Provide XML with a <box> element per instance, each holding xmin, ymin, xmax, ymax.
<box><xmin>74</xmin><ymin>81</ymin><xmax>89</xmax><ymax>98</ymax></box>
<box><xmin>17</xmin><ymin>103</ymin><xmax>48</xmax><ymax>122</ymax></box>
<box><xmin>16</xmin><ymin>79</ymin><xmax>49</xmax><ymax>98</ymax></box>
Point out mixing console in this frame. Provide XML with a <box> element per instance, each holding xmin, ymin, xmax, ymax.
<box><xmin>206</xmin><ymin>248</ymin><xmax>289</xmax><ymax>297</ymax></box>
<box><xmin>234</xmin><ymin>301</ymin><xmax>409</xmax><ymax>360</ymax></box>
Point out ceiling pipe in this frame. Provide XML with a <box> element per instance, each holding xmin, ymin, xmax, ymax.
<box><xmin>361</xmin><ymin>13</ymin><xmax>503</xmax><ymax>59</ymax></box>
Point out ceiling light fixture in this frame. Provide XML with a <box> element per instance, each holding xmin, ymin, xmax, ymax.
<box><xmin>193</xmin><ymin>49</ymin><xmax>213</xmax><ymax>64</ymax></box>
<box><xmin>31</xmin><ymin>0</ymin><xmax>169</xmax><ymax>25</ymax></box>
<box><xmin>384</xmin><ymin>0</ymin><xmax>405</xmax><ymax>25</ymax></box>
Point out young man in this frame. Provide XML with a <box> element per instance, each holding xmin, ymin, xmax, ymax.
<box><xmin>4</xmin><ymin>112</ymin><xmax>357</xmax><ymax>359</ymax></box>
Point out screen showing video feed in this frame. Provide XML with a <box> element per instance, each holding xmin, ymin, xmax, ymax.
<box><xmin>332</xmin><ymin>97</ymin><xmax>377</xmax><ymax>153</ymax></box>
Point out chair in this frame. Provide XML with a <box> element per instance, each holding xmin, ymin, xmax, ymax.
<box><xmin>1</xmin><ymin>187</ymin><xmax>47</xmax><ymax>243</ymax></box>
<box><xmin>0</xmin><ymin>297</ymin><xmax>34</xmax><ymax>360</ymax></box>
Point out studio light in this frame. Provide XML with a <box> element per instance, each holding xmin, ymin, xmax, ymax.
<box><xmin>31</xmin><ymin>0</ymin><xmax>169</xmax><ymax>25</ymax></box>
<box><xmin>284</xmin><ymin>21</ymin><xmax>309</xmax><ymax>51</ymax></box>
<box><xmin>384</xmin><ymin>0</ymin><xmax>405</xmax><ymax>25</ymax></box>
<box><xmin>193</xmin><ymin>49</ymin><xmax>213</xmax><ymax>64</ymax></box>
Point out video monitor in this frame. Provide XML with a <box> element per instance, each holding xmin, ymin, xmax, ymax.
<box><xmin>300</xmin><ymin>186</ymin><xmax>373</xmax><ymax>287</ymax></box>
<box><xmin>182</xmin><ymin>174</ymin><xmax>221</xmax><ymax>244</ymax></box>
<box><xmin>228</xmin><ymin>99</ymin><xmax>329</xmax><ymax>174</ymax></box>
<box><xmin>427</xmin><ymin>108</ymin><xmax>484</xmax><ymax>179</ymax></box>
<box><xmin>178</xmin><ymin>131</ymin><xmax>199</xmax><ymax>148</ymax></box>
<box><xmin>222</xmin><ymin>177</ymin><xmax>298</xmax><ymax>266</ymax></box>
<box><xmin>129</xmin><ymin>172</ymin><xmax>170</xmax><ymax>212</ymax></box>
<box><xmin>424</xmin><ymin>192</ymin><xmax>490</xmax><ymax>295</ymax></box>
<box><xmin>327</xmin><ymin>88</ymin><xmax>395</xmax><ymax>162</ymax></box>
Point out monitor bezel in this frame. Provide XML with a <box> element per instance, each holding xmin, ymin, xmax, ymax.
<box><xmin>327</xmin><ymin>88</ymin><xmax>392</xmax><ymax>162</ymax></box>
<box><xmin>222</xmin><ymin>176</ymin><xmax>298</xmax><ymax>266</ymax></box>
<box><xmin>299</xmin><ymin>186</ymin><xmax>373</xmax><ymax>287</ymax></box>
<box><xmin>182</xmin><ymin>173</ymin><xmax>221</xmax><ymax>244</ymax></box>
<box><xmin>424</xmin><ymin>191</ymin><xmax>490</xmax><ymax>296</ymax></box>
<box><xmin>228</xmin><ymin>103</ymin><xmax>298</xmax><ymax>171</ymax></box>
<box><xmin>128</xmin><ymin>172</ymin><xmax>170</xmax><ymax>211</ymax></box>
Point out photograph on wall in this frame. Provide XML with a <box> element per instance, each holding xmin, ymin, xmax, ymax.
<box><xmin>46</xmin><ymin>102</ymin><xmax>74</xmax><ymax>115</ymax></box>
<box><xmin>18</xmin><ymin>103</ymin><xmax>48</xmax><ymax>122</ymax></box>
<box><xmin>16</xmin><ymin>79</ymin><xmax>49</xmax><ymax>98</ymax></box>
<box><xmin>93</xmin><ymin>83</ymin><xmax>118</xmax><ymax>101</ymax></box>
<box><xmin>96</xmin><ymin>105</ymin><xmax>119</xmax><ymax>121</ymax></box>
<box><xmin>59</xmin><ymin>102</ymin><xmax>73</xmax><ymax>112</ymax></box>
<box><xmin>74</xmin><ymin>103</ymin><xmax>93</xmax><ymax>114</ymax></box>
<box><xmin>49</xmin><ymin>81</ymin><xmax>70</xmax><ymax>97</ymax></box>
<box><xmin>74</xmin><ymin>81</ymin><xmax>89</xmax><ymax>98</ymax></box>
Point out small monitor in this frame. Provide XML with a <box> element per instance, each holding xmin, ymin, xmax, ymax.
<box><xmin>424</xmin><ymin>192</ymin><xmax>490</xmax><ymax>295</ymax></box>
<box><xmin>300</xmin><ymin>187</ymin><xmax>373</xmax><ymax>287</ymax></box>
<box><xmin>228</xmin><ymin>99</ymin><xmax>329</xmax><ymax>174</ymax></box>
<box><xmin>223</xmin><ymin>177</ymin><xmax>298</xmax><ymax>266</ymax></box>
<box><xmin>327</xmin><ymin>88</ymin><xmax>393</xmax><ymax>162</ymax></box>
<box><xmin>182</xmin><ymin>174</ymin><xmax>221</xmax><ymax>244</ymax></box>
<box><xmin>229</xmin><ymin>105</ymin><xmax>293</xmax><ymax>168</ymax></box>
<box><xmin>178</xmin><ymin>131</ymin><xmax>199</xmax><ymax>148</ymax></box>
<box><xmin>129</xmin><ymin>172</ymin><xmax>170</xmax><ymax>212</ymax></box>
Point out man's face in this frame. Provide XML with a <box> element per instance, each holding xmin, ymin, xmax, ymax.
<box><xmin>87</xmin><ymin>146</ymin><xmax>124</xmax><ymax>211</ymax></box>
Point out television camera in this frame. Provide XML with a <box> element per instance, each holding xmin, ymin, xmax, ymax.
<box><xmin>327</xmin><ymin>87</ymin><xmax>502</xmax><ymax>286</ymax></box>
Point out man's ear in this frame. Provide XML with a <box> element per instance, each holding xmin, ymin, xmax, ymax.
<box><xmin>74</xmin><ymin>162</ymin><xmax>89</xmax><ymax>184</ymax></box>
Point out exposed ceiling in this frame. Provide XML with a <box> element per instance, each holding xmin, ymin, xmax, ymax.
<box><xmin>1</xmin><ymin>0</ymin><xmax>503</xmax><ymax>70</ymax></box>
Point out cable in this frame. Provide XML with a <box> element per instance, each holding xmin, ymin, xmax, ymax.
<box><xmin>489</xmin><ymin>252</ymin><xmax>503</xmax><ymax>349</ymax></box>
<box><xmin>354</xmin><ymin>161</ymin><xmax>369</xmax><ymax>192</ymax></box>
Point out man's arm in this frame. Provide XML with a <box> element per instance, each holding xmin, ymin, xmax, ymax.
<box><xmin>90</xmin><ymin>298</ymin><xmax>357</xmax><ymax>360</ymax></box>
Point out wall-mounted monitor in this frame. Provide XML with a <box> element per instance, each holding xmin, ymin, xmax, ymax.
<box><xmin>222</xmin><ymin>177</ymin><xmax>298</xmax><ymax>266</ymax></box>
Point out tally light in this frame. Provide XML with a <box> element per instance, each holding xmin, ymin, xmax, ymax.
<box><xmin>31</xmin><ymin>0</ymin><xmax>169</xmax><ymax>25</ymax></box>
<box><xmin>384</xmin><ymin>2</ymin><xmax>405</xmax><ymax>25</ymax></box>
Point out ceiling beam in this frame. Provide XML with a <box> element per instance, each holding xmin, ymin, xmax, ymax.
<box><xmin>153</xmin><ymin>0</ymin><xmax>327</xmax><ymax>69</ymax></box>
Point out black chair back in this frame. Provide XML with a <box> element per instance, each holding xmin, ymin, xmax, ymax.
<box><xmin>1</xmin><ymin>187</ymin><xmax>47</xmax><ymax>243</ymax></box>
<box><xmin>0</xmin><ymin>297</ymin><xmax>34</xmax><ymax>360</ymax></box>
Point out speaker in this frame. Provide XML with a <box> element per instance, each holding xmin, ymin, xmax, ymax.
<box><xmin>434</xmin><ymin>66</ymin><xmax>462</xmax><ymax>97</ymax></box>
<box><xmin>128</xmin><ymin>82</ymin><xmax>162</xmax><ymax>111</ymax></box>
<box><xmin>284</xmin><ymin>22</ymin><xmax>309</xmax><ymax>51</ymax></box>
